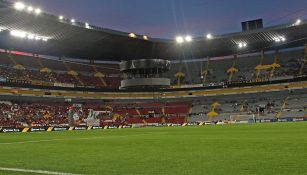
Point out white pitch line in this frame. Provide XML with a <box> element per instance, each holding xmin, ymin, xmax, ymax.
<box><xmin>0</xmin><ymin>138</ymin><xmax>70</xmax><ymax>145</ymax></box>
<box><xmin>0</xmin><ymin>167</ymin><xmax>82</xmax><ymax>175</ymax></box>
<box><xmin>0</xmin><ymin>133</ymin><xmax>152</xmax><ymax>145</ymax></box>
<box><xmin>0</xmin><ymin>137</ymin><xmax>102</xmax><ymax>145</ymax></box>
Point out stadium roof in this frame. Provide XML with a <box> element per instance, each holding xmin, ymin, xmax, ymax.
<box><xmin>1</xmin><ymin>1</ymin><xmax>307</xmax><ymax>61</ymax></box>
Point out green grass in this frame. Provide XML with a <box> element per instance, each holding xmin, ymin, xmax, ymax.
<box><xmin>0</xmin><ymin>122</ymin><xmax>307</xmax><ymax>175</ymax></box>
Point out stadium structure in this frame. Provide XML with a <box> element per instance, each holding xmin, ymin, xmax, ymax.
<box><xmin>0</xmin><ymin>0</ymin><xmax>306</xmax><ymax>127</ymax></box>
<box><xmin>0</xmin><ymin>1</ymin><xmax>307</xmax><ymax>175</ymax></box>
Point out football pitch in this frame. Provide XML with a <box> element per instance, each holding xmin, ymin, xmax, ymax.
<box><xmin>0</xmin><ymin>122</ymin><xmax>307</xmax><ymax>175</ymax></box>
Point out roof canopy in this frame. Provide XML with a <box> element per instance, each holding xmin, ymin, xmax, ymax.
<box><xmin>0</xmin><ymin>1</ymin><xmax>307</xmax><ymax>61</ymax></box>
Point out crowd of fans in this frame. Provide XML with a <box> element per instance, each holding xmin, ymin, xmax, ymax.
<box><xmin>0</xmin><ymin>54</ymin><xmax>305</xmax><ymax>89</ymax></box>
<box><xmin>0</xmin><ymin>66</ymin><xmax>121</xmax><ymax>88</ymax></box>
<box><xmin>0</xmin><ymin>66</ymin><xmax>51</xmax><ymax>82</ymax></box>
<box><xmin>0</xmin><ymin>102</ymin><xmax>70</xmax><ymax>127</ymax></box>
<box><xmin>0</xmin><ymin>101</ymin><xmax>191</xmax><ymax>128</ymax></box>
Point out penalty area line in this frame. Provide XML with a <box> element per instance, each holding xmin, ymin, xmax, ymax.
<box><xmin>0</xmin><ymin>167</ymin><xmax>82</xmax><ymax>175</ymax></box>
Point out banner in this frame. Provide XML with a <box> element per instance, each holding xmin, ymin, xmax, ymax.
<box><xmin>260</xmin><ymin>119</ymin><xmax>273</xmax><ymax>123</ymax></box>
<box><xmin>53</xmin><ymin>127</ymin><xmax>69</xmax><ymax>131</ymax></box>
<box><xmin>278</xmin><ymin>118</ymin><xmax>289</xmax><ymax>122</ymax></box>
<box><xmin>0</xmin><ymin>128</ymin><xmax>22</xmax><ymax>133</ymax></box>
<box><xmin>108</xmin><ymin>125</ymin><xmax>118</xmax><ymax>129</ymax></box>
<box><xmin>187</xmin><ymin>123</ymin><xmax>198</xmax><ymax>126</ymax></box>
<box><xmin>171</xmin><ymin>124</ymin><xmax>182</xmax><ymax>127</ymax></box>
<box><xmin>92</xmin><ymin>126</ymin><xmax>103</xmax><ymax>130</ymax></box>
<box><xmin>122</xmin><ymin>125</ymin><xmax>132</xmax><ymax>129</ymax></box>
<box><xmin>7</xmin><ymin>79</ymin><xmax>31</xmax><ymax>84</ymax></box>
<box><xmin>292</xmin><ymin>118</ymin><xmax>304</xmax><ymax>122</ymax></box>
<box><xmin>54</xmin><ymin>82</ymin><xmax>74</xmax><ymax>88</ymax></box>
<box><xmin>74</xmin><ymin>126</ymin><xmax>87</xmax><ymax>130</ymax></box>
<box><xmin>29</xmin><ymin>127</ymin><xmax>47</xmax><ymax>132</ymax></box>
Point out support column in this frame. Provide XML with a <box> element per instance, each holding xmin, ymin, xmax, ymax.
<box><xmin>275</xmin><ymin>96</ymin><xmax>288</xmax><ymax>119</ymax></box>
<box><xmin>256</xmin><ymin>50</ymin><xmax>264</xmax><ymax>79</ymax></box>
<box><xmin>270</xmin><ymin>49</ymin><xmax>280</xmax><ymax>78</ymax></box>
<box><xmin>175</xmin><ymin>59</ymin><xmax>185</xmax><ymax>86</ymax></box>
<box><xmin>227</xmin><ymin>55</ymin><xmax>238</xmax><ymax>82</ymax></box>
<box><xmin>201</xmin><ymin>57</ymin><xmax>210</xmax><ymax>83</ymax></box>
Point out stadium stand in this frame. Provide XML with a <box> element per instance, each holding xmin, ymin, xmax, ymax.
<box><xmin>167</xmin><ymin>49</ymin><xmax>306</xmax><ymax>85</ymax></box>
<box><xmin>0</xmin><ymin>49</ymin><xmax>306</xmax><ymax>90</ymax></box>
<box><xmin>188</xmin><ymin>90</ymin><xmax>307</xmax><ymax>122</ymax></box>
<box><xmin>0</xmin><ymin>52</ymin><xmax>121</xmax><ymax>89</ymax></box>
<box><xmin>1</xmin><ymin>1</ymin><xmax>307</xmax><ymax>175</ymax></box>
<box><xmin>0</xmin><ymin>0</ymin><xmax>306</xmax><ymax>130</ymax></box>
<box><xmin>0</xmin><ymin>88</ymin><xmax>306</xmax><ymax>128</ymax></box>
<box><xmin>0</xmin><ymin>100</ymin><xmax>191</xmax><ymax>127</ymax></box>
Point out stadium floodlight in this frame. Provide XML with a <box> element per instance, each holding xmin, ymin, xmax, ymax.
<box><xmin>71</xmin><ymin>19</ymin><xmax>76</xmax><ymax>23</ymax></box>
<box><xmin>27</xmin><ymin>6</ymin><xmax>33</xmax><ymax>12</ymax></box>
<box><xmin>34</xmin><ymin>8</ymin><xmax>41</xmax><ymax>14</ymax></box>
<box><xmin>59</xmin><ymin>15</ymin><xmax>64</xmax><ymax>20</ymax></box>
<box><xmin>14</xmin><ymin>2</ymin><xmax>25</xmax><ymax>10</ymax></box>
<box><xmin>27</xmin><ymin>34</ymin><xmax>35</xmax><ymax>40</ymax></box>
<box><xmin>176</xmin><ymin>36</ymin><xmax>184</xmax><ymax>43</ymax></box>
<box><xmin>129</xmin><ymin>33</ymin><xmax>136</xmax><ymax>38</ymax></box>
<box><xmin>85</xmin><ymin>22</ymin><xmax>90</xmax><ymax>29</ymax></box>
<box><xmin>206</xmin><ymin>33</ymin><xmax>212</xmax><ymax>39</ymax></box>
<box><xmin>10</xmin><ymin>30</ymin><xmax>26</xmax><ymax>38</ymax></box>
<box><xmin>238</xmin><ymin>42</ymin><xmax>247</xmax><ymax>48</ymax></box>
<box><xmin>295</xmin><ymin>19</ymin><xmax>301</xmax><ymax>26</ymax></box>
<box><xmin>274</xmin><ymin>36</ymin><xmax>285</xmax><ymax>43</ymax></box>
<box><xmin>10</xmin><ymin>30</ymin><xmax>50</xmax><ymax>41</ymax></box>
<box><xmin>10</xmin><ymin>30</ymin><xmax>17</xmax><ymax>36</ymax></box>
<box><xmin>35</xmin><ymin>36</ymin><xmax>41</xmax><ymax>40</ymax></box>
<box><xmin>143</xmin><ymin>35</ymin><xmax>148</xmax><ymax>40</ymax></box>
<box><xmin>274</xmin><ymin>37</ymin><xmax>281</xmax><ymax>42</ymax></box>
<box><xmin>185</xmin><ymin>35</ymin><xmax>193</xmax><ymax>42</ymax></box>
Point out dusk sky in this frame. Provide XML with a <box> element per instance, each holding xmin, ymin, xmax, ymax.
<box><xmin>10</xmin><ymin>0</ymin><xmax>307</xmax><ymax>39</ymax></box>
